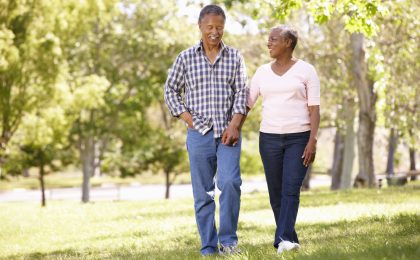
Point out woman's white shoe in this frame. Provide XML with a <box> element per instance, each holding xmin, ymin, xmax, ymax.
<box><xmin>277</xmin><ymin>241</ymin><xmax>300</xmax><ymax>254</ymax></box>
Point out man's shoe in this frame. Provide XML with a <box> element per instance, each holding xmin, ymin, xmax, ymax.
<box><xmin>277</xmin><ymin>241</ymin><xmax>300</xmax><ymax>254</ymax></box>
<box><xmin>220</xmin><ymin>245</ymin><xmax>241</xmax><ymax>255</ymax></box>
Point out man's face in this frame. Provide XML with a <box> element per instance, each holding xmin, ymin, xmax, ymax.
<box><xmin>199</xmin><ymin>14</ymin><xmax>225</xmax><ymax>48</ymax></box>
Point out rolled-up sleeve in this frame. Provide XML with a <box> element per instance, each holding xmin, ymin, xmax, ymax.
<box><xmin>164</xmin><ymin>54</ymin><xmax>187</xmax><ymax>117</ymax></box>
<box><xmin>232</xmin><ymin>53</ymin><xmax>248</xmax><ymax>115</ymax></box>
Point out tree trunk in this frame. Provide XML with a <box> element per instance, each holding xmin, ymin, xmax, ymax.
<box><xmin>351</xmin><ymin>33</ymin><xmax>377</xmax><ymax>188</ymax></box>
<box><xmin>302</xmin><ymin>164</ymin><xmax>312</xmax><ymax>191</ymax></box>
<box><xmin>23</xmin><ymin>168</ymin><xmax>30</xmax><ymax>177</ymax></box>
<box><xmin>81</xmin><ymin>135</ymin><xmax>95</xmax><ymax>203</ymax></box>
<box><xmin>341</xmin><ymin>100</ymin><xmax>356</xmax><ymax>189</ymax></box>
<box><xmin>39</xmin><ymin>163</ymin><xmax>46</xmax><ymax>207</ymax></box>
<box><xmin>93</xmin><ymin>141</ymin><xmax>102</xmax><ymax>178</ymax></box>
<box><xmin>385</xmin><ymin>128</ymin><xmax>398</xmax><ymax>177</ymax></box>
<box><xmin>409</xmin><ymin>147</ymin><xmax>417</xmax><ymax>181</ymax></box>
<box><xmin>331</xmin><ymin>130</ymin><xmax>344</xmax><ymax>190</ymax></box>
<box><xmin>165</xmin><ymin>169</ymin><xmax>171</xmax><ymax>199</ymax></box>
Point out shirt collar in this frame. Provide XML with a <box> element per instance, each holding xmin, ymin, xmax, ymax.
<box><xmin>194</xmin><ymin>40</ymin><xmax>229</xmax><ymax>54</ymax></box>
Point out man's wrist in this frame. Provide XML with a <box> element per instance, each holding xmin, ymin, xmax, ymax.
<box><xmin>229</xmin><ymin>121</ymin><xmax>241</xmax><ymax>130</ymax></box>
<box><xmin>229</xmin><ymin>114</ymin><xmax>245</xmax><ymax>130</ymax></box>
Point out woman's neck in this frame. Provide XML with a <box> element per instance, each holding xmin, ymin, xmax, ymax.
<box><xmin>275</xmin><ymin>53</ymin><xmax>294</xmax><ymax>67</ymax></box>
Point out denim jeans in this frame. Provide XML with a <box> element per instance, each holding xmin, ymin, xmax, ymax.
<box><xmin>186</xmin><ymin>128</ymin><xmax>242</xmax><ymax>255</ymax></box>
<box><xmin>259</xmin><ymin>131</ymin><xmax>310</xmax><ymax>247</ymax></box>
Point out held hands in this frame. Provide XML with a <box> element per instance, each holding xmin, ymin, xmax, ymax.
<box><xmin>302</xmin><ymin>138</ymin><xmax>317</xmax><ymax>167</ymax></box>
<box><xmin>179</xmin><ymin>112</ymin><xmax>193</xmax><ymax>128</ymax></box>
<box><xmin>222</xmin><ymin>124</ymin><xmax>240</xmax><ymax>146</ymax></box>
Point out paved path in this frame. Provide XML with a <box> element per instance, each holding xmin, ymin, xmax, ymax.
<box><xmin>0</xmin><ymin>175</ymin><xmax>331</xmax><ymax>202</ymax></box>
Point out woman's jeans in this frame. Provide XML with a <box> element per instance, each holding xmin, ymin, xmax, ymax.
<box><xmin>186</xmin><ymin>128</ymin><xmax>242</xmax><ymax>255</ymax></box>
<box><xmin>259</xmin><ymin>131</ymin><xmax>310</xmax><ymax>247</ymax></box>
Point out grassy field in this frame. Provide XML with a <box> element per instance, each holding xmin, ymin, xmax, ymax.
<box><xmin>0</xmin><ymin>171</ymin><xmax>271</xmax><ymax>191</ymax></box>
<box><xmin>1</xmin><ymin>185</ymin><xmax>419</xmax><ymax>259</ymax></box>
<box><xmin>0</xmin><ymin>172</ymin><xmax>194</xmax><ymax>191</ymax></box>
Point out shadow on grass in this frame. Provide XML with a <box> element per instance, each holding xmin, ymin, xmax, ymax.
<box><xmin>7</xmin><ymin>213</ymin><xmax>420</xmax><ymax>260</ymax></box>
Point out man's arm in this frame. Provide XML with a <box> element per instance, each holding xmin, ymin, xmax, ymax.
<box><xmin>222</xmin><ymin>113</ymin><xmax>247</xmax><ymax>146</ymax></box>
<box><xmin>222</xmin><ymin>54</ymin><xmax>248</xmax><ymax>146</ymax></box>
<box><xmin>164</xmin><ymin>54</ymin><xmax>188</xmax><ymax>118</ymax></box>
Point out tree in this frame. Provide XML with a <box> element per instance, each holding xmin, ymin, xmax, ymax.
<box><xmin>0</xmin><ymin>0</ymin><xmax>62</xmax><ymax>174</ymax></box>
<box><xmin>55</xmin><ymin>0</ymin><xmax>193</xmax><ymax>202</ymax></box>
<box><xmin>225</xmin><ymin>0</ymin><xmax>390</xmax><ymax>188</ymax></box>
<box><xmin>5</xmin><ymin>81</ymin><xmax>73</xmax><ymax>206</ymax></box>
<box><xmin>376</xmin><ymin>0</ymin><xmax>420</xmax><ymax>178</ymax></box>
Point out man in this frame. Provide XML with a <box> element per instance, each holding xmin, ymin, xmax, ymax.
<box><xmin>164</xmin><ymin>4</ymin><xmax>247</xmax><ymax>256</ymax></box>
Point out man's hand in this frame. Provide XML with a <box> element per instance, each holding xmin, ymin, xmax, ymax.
<box><xmin>302</xmin><ymin>138</ymin><xmax>317</xmax><ymax>167</ymax></box>
<box><xmin>222</xmin><ymin>125</ymin><xmax>240</xmax><ymax>146</ymax></box>
<box><xmin>179</xmin><ymin>112</ymin><xmax>193</xmax><ymax>128</ymax></box>
<box><xmin>222</xmin><ymin>114</ymin><xmax>246</xmax><ymax>146</ymax></box>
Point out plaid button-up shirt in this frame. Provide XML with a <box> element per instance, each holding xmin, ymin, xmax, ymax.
<box><xmin>164</xmin><ymin>41</ymin><xmax>247</xmax><ymax>138</ymax></box>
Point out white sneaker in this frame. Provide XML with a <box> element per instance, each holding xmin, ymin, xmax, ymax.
<box><xmin>277</xmin><ymin>241</ymin><xmax>300</xmax><ymax>254</ymax></box>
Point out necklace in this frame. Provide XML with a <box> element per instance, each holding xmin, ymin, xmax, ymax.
<box><xmin>275</xmin><ymin>58</ymin><xmax>292</xmax><ymax>67</ymax></box>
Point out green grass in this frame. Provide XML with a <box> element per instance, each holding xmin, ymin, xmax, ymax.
<box><xmin>0</xmin><ymin>171</ymin><xmax>268</xmax><ymax>191</ymax></box>
<box><xmin>1</xmin><ymin>186</ymin><xmax>419</xmax><ymax>259</ymax></box>
<box><xmin>0</xmin><ymin>172</ymin><xmax>193</xmax><ymax>191</ymax></box>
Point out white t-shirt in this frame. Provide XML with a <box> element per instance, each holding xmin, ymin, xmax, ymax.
<box><xmin>247</xmin><ymin>59</ymin><xmax>320</xmax><ymax>134</ymax></box>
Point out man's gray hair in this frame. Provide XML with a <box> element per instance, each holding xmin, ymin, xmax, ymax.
<box><xmin>272</xmin><ymin>25</ymin><xmax>298</xmax><ymax>50</ymax></box>
<box><xmin>198</xmin><ymin>5</ymin><xmax>226</xmax><ymax>23</ymax></box>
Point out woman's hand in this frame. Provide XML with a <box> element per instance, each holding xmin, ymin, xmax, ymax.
<box><xmin>302</xmin><ymin>138</ymin><xmax>317</xmax><ymax>167</ymax></box>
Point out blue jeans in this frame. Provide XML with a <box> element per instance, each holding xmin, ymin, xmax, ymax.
<box><xmin>186</xmin><ymin>128</ymin><xmax>242</xmax><ymax>255</ymax></box>
<box><xmin>259</xmin><ymin>131</ymin><xmax>310</xmax><ymax>247</ymax></box>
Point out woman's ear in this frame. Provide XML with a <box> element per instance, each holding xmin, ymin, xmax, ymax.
<box><xmin>285</xmin><ymin>38</ymin><xmax>292</xmax><ymax>48</ymax></box>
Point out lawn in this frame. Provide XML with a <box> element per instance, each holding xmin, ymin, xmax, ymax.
<box><xmin>0</xmin><ymin>172</ymin><xmax>194</xmax><ymax>191</ymax></box>
<box><xmin>1</xmin><ymin>186</ymin><xmax>419</xmax><ymax>259</ymax></box>
<box><xmin>0</xmin><ymin>171</ymin><xmax>268</xmax><ymax>191</ymax></box>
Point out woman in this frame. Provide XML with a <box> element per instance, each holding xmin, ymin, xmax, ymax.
<box><xmin>246</xmin><ymin>25</ymin><xmax>320</xmax><ymax>254</ymax></box>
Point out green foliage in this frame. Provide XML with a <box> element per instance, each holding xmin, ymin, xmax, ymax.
<box><xmin>0</xmin><ymin>0</ymin><xmax>63</xmax><ymax>155</ymax></box>
<box><xmin>226</xmin><ymin>0</ymin><xmax>387</xmax><ymax>36</ymax></box>
<box><xmin>1</xmin><ymin>0</ymin><xmax>418</xmax><ymax>181</ymax></box>
<box><xmin>375</xmin><ymin>0</ymin><xmax>420</xmax><ymax>148</ymax></box>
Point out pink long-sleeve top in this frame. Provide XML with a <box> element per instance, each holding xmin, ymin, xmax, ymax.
<box><xmin>247</xmin><ymin>59</ymin><xmax>320</xmax><ymax>134</ymax></box>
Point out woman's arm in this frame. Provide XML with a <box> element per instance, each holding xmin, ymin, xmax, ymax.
<box><xmin>302</xmin><ymin>105</ymin><xmax>320</xmax><ymax>167</ymax></box>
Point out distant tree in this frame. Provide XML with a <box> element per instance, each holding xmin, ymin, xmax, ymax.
<box><xmin>5</xmin><ymin>81</ymin><xmax>74</xmax><ymax>206</ymax></box>
<box><xmin>224</xmin><ymin>0</ymin><xmax>394</xmax><ymax>188</ymax></box>
<box><xmin>0</xmin><ymin>0</ymin><xmax>62</xmax><ymax>173</ymax></box>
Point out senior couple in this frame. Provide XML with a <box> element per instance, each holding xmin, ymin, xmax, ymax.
<box><xmin>164</xmin><ymin>4</ymin><xmax>320</xmax><ymax>256</ymax></box>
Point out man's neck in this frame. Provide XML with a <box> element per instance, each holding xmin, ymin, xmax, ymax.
<box><xmin>202</xmin><ymin>41</ymin><xmax>222</xmax><ymax>64</ymax></box>
<box><xmin>202</xmin><ymin>41</ymin><xmax>221</xmax><ymax>53</ymax></box>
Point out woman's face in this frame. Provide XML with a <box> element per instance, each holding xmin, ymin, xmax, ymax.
<box><xmin>267</xmin><ymin>29</ymin><xmax>290</xmax><ymax>58</ymax></box>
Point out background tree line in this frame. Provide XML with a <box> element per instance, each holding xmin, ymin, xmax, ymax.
<box><xmin>0</xmin><ymin>0</ymin><xmax>418</xmax><ymax>205</ymax></box>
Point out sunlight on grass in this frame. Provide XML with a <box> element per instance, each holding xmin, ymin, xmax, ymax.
<box><xmin>1</xmin><ymin>187</ymin><xmax>419</xmax><ymax>259</ymax></box>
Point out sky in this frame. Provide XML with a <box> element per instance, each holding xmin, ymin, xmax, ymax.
<box><xmin>176</xmin><ymin>0</ymin><xmax>260</xmax><ymax>35</ymax></box>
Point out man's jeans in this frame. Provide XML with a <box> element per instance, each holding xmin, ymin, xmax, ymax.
<box><xmin>259</xmin><ymin>131</ymin><xmax>310</xmax><ymax>247</ymax></box>
<box><xmin>186</xmin><ymin>128</ymin><xmax>242</xmax><ymax>255</ymax></box>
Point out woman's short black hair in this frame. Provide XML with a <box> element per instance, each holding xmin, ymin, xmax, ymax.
<box><xmin>198</xmin><ymin>5</ymin><xmax>226</xmax><ymax>23</ymax></box>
